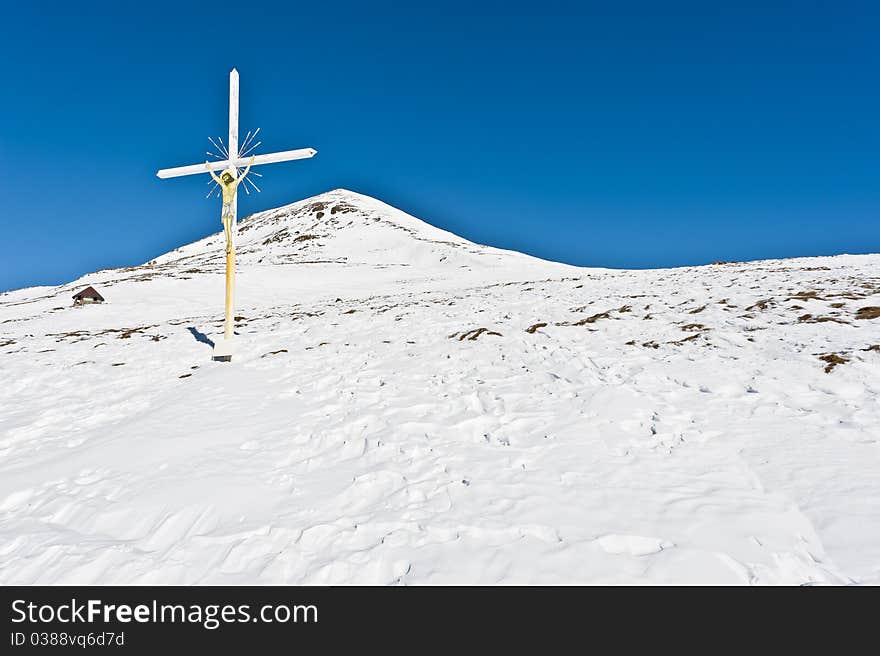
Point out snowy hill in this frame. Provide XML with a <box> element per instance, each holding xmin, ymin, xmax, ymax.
<box><xmin>1</xmin><ymin>189</ymin><xmax>879</xmax><ymax>584</ymax></box>
<box><xmin>155</xmin><ymin>188</ymin><xmax>553</xmax><ymax>271</ymax></box>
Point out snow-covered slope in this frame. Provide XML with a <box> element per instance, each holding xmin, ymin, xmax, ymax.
<box><xmin>156</xmin><ymin>188</ymin><xmax>550</xmax><ymax>271</ymax></box>
<box><xmin>1</xmin><ymin>189</ymin><xmax>879</xmax><ymax>584</ymax></box>
<box><xmin>0</xmin><ymin>190</ymin><xmax>577</xmax><ymax>329</ymax></box>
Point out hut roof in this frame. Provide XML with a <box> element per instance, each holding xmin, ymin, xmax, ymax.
<box><xmin>72</xmin><ymin>286</ymin><xmax>105</xmax><ymax>301</ymax></box>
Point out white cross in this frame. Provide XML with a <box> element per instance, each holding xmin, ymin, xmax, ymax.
<box><xmin>156</xmin><ymin>68</ymin><xmax>317</xmax><ymax>361</ymax></box>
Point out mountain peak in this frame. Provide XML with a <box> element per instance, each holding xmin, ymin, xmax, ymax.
<box><xmin>153</xmin><ymin>189</ymin><xmax>550</xmax><ymax>273</ymax></box>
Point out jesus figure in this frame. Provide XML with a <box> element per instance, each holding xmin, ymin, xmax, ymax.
<box><xmin>206</xmin><ymin>156</ymin><xmax>254</xmax><ymax>251</ymax></box>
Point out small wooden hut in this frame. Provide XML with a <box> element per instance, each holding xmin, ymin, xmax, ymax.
<box><xmin>72</xmin><ymin>286</ymin><xmax>105</xmax><ymax>306</ymax></box>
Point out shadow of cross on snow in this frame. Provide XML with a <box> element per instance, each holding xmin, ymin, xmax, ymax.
<box><xmin>187</xmin><ymin>327</ymin><xmax>215</xmax><ymax>349</ymax></box>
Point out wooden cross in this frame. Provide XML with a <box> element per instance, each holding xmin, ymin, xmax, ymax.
<box><xmin>156</xmin><ymin>68</ymin><xmax>317</xmax><ymax>361</ymax></box>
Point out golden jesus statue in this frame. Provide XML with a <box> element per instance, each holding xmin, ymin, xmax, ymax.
<box><xmin>201</xmin><ymin>156</ymin><xmax>253</xmax><ymax>360</ymax></box>
<box><xmin>206</xmin><ymin>156</ymin><xmax>254</xmax><ymax>252</ymax></box>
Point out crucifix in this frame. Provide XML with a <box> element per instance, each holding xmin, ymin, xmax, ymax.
<box><xmin>156</xmin><ymin>68</ymin><xmax>317</xmax><ymax>361</ymax></box>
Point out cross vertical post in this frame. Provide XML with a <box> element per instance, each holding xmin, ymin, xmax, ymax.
<box><xmin>223</xmin><ymin>69</ymin><xmax>240</xmax><ymax>348</ymax></box>
<box><xmin>229</xmin><ymin>68</ymin><xmax>239</xmax><ymax>163</ymax></box>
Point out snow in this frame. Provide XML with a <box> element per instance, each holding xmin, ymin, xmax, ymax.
<box><xmin>1</xmin><ymin>188</ymin><xmax>879</xmax><ymax>584</ymax></box>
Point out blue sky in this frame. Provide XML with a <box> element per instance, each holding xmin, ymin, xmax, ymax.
<box><xmin>2</xmin><ymin>1</ymin><xmax>878</xmax><ymax>291</ymax></box>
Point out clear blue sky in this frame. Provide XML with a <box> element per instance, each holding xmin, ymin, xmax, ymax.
<box><xmin>2</xmin><ymin>1</ymin><xmax>878</xmax><ymax>291</ymax></box>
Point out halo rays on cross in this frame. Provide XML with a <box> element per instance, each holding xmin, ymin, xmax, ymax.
<box><xmin>204</xmin><ymin>131</ymin><xmax>263</xmax><ymax>198</ymax></box>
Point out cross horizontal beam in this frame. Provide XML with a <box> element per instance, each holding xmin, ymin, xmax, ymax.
<box><xmin>156</xmin><ymin>147</ymin><xmax>317</xmax><ymax>179</ymax></box>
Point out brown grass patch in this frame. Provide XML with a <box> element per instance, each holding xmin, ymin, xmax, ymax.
<box><xmin>788</xmin><ymin>291</ymin><xmax>824</xmax><ymax>301</ymax></box>
<box><xmin>669</xmin><ymin>333</ymin><xmax>701</xmax><ymax>346</ymax></box>
<box><xmin>861</xmin><ymin>344</ymin><xmax>880</xmax><ymax>352</ymax></box>
<box><xmin>51</xmin><ymin>326</ymin><xmax>157</xmax><ymax>341</ymax></box>
<box><xmin>799</xmin><ymin>314</ymin><xmax>850</xmax><ymax>325</ymax></box>
<box><xmin>819</xmin><ymin>353</ymin><xmax>848</xmax><ymax>373</ymax></box>
<box><xmin>451</xmin><ymin>328</ymin><xmax>503</xmax><ymax>341</ymax></box>
<box><xmin>688</xmin><ymin>305</ymin><xmax>706</xmax><ymax>314</ymax></box>
<box><xmin>856</xmin><ymin>306</ymin><xmax>880</xmax><ymax>320</ymax></box>
<box><xmin>117</xmin><ymin>328</ymin><xmax>148</xmax><ymax>339</ymax></box>
<box><xmin>330</xmin><ymin>202</ymin><xmax>357</xmax><ymax>215</ymax></box>
<box><xmin>558</xmin><ymin>310</ymin><xmax>612</xmax><ymax>326</ymax></box>
<box><xmin>746</xmin><ymin>300</ymin><xmax>772</xmax><ymax>311</ymax></box>
<box><xmin>525</xmin><ymin>322</ymin><xmax>547</xmax><ymax>334</ymax></box>
<box><xmin>49</xmin><ymin>330</ymin><xmax>89</xmax><ymax>341</ymax></box>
